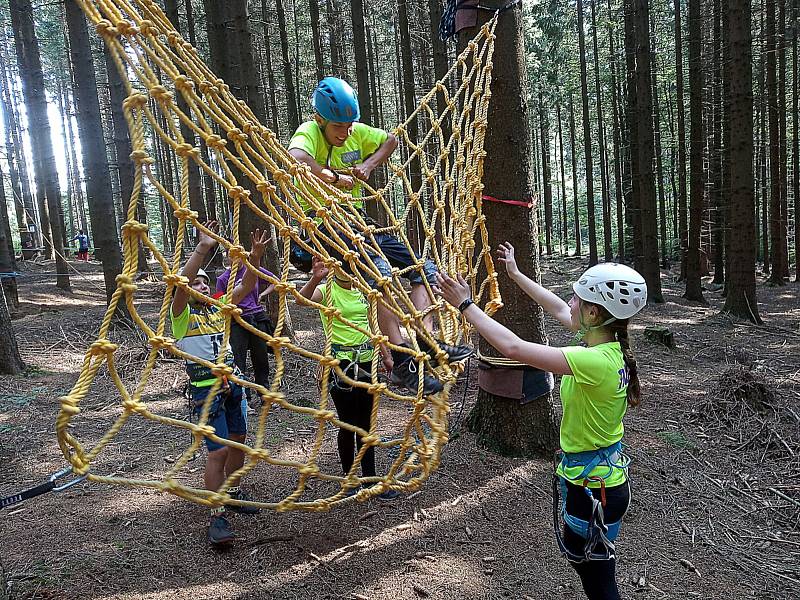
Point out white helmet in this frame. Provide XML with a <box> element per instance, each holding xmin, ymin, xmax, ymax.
<box><xmin>192</xmin><ymin>268</ymin><xmax>210</xmax><ymax>283</ymax></box>
<box><xmin>573</xmin><ymin>263</ymin><xmax>647</xmax><ymax>320</ymax></box>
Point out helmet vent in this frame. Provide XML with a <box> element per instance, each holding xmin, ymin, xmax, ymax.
<box><xmin>619</xmin><ymin>288</ymin><xmax>630</xmax><ymax>296</ymax></box>
<box><xmin>620</xmin><ymin>298</ymin><xmax>629</xmax><ymax>305</ymax></box>
<box><xmin>607</xmin><ymin>282</ymin><xmax>615</xmax><ymax>290</ymax></box>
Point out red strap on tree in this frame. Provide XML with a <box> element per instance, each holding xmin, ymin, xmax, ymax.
<box><xmin>481</xmin><ymin>193</ymin><xmax>534</xmax><ymax>208</ymax></box>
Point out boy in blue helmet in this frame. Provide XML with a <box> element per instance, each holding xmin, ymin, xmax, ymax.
<box><xmin>288</xmin><ymin>76</ymin><xmax>472</xmax><ymax>395</ymax></box>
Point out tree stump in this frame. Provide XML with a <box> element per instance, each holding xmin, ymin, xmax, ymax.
<box><xmin>644</xmin><ymin>325</ymin><xmax>675</xmax><ymax>349</ymax></box>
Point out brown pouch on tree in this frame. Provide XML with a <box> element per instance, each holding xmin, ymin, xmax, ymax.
<box><xmin>477</xmin><ymin>364</ymin><xmax>554</xmax><ymax>404</ymax></box>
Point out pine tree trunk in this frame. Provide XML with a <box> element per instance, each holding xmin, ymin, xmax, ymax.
<box><xmin>65</xmin><ymin>0</ymin><xmax>123</xmax><ymax>302</ymax></box>
<box><xmin>607</xmin><ymin>0</ymin><xmax>625</xmax><ymax>260</ymax></box>
<box><xmin>710</xmin><ymin>0</ymin><xmax>725</xmax><ymax>284</ymax></box>
<box><xmin>674</xmin><ymin>0</ymin><xmax>689</xmax><ymax>277</ymax></box>
<box><xmin>460</xmin><ymin>1</ymin><xmax>557</xmax><ymax>458</ymax></box>
<box><xmin>591</xmin><ymin>0</ymin><xmax>612</xmax><ymax>261</ymax></box>
<box><xmin>778</xmin><ymin>0</ymin><xmax>789</xmax><ymax>279</ymax></box>
<box><xmin>577</xmin><ymin>0</ymin><xmax>598</xmax><ymax>265</ymax></box>
<box><xmin>259</xmin><ymin>0</ymin><xmax>281</xmax><ymax>136</ymax></box>
<box><xmin>685</xmin><ymin>0</ymin><xmax>706</xmax><ymax>301</ymax></box>
<box><xmin>309</xmin><ymin>0</ymin><xmax>325</xmax><ymax>81</ymax></box>
<box><xmin>9</xmin><ymin>0</ymin><xmax>70</xmax><ymax>290</ymax></box>
<box><xmin>540</xmin><ymin>99</ymin><xmax>553</xmax><ymax>255</ymax></box>
<box><xmin>650</xmin><ymin>11</ymin><xmax>669</xmax><ymax>270</ymax></box>
<box><xmin>350</xmin><ymin>0</ymin><xmax>371</xmax><ymax>124</ymax></box>
<box><xmin>794</xmin><ymin>0</ymin><xmax>800</xmax><ymax>282</ymax></box>
<box><xmin>722</xmin><ymin>0</ymin><xmax>761</xmax><ymax>322</ymax></box>
<box><xmin>56</xmin><ymin>74</ymin><xmax>77</xmax><ymax>241</ymax></box>
<box><xmin>0</xmin><ymin>280</ymin><xmax>24</xmax><ymax>375</ymax></box>
<box><xmin>767</xmin><ymin>0</ymin><xmax>786</xmax><ymax>284</ymax></box>
<box><xmin>556</xmin><ymin>101</ymin><xmax>569</xmax><ymax>253</ymax></box>
<box><xmin>631</xmin><ymin>0</ymin><xmax>663</xmax><ymax>302</ymax></box>
<box><xmin>0</xmin><ymin>160</ymin><xmax>20</xmax><ymax>311</ymax></box>
<box><xmin>759</xmin><ymin>0</ymin><xmax>770</xmax><ymax>272</ymax></box>
<box><xmin>568</xmin><ymin>94</ymin><xmax>582</xmax><ymax>256</ymax></box>
<box><xmin>275</xmin><ymin>0</ymin><xmax>299</xmax><ymax>133</ymax></box>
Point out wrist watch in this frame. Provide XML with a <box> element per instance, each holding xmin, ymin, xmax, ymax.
<box><xmin>458</xmin><ymin>298</ymin><xmax>474</xmax><ymax>313</ymax></box>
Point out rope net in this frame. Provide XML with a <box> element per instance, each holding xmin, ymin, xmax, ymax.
<box><xmin>57</xmin><ymin>0</ymin><xmax>502</xmax><ymax>512</ymax></box>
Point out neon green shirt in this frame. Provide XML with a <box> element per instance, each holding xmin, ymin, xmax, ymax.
<box><xmin>557</xmin><ymin>342</ymin><xmax>628</xmax><ymax>487</ymax></box>
<box><xmin>288</xmin><ymin>121</ymin><xmax>389</xmax><ymax>213</ymax></box>
<box><xmin>318</xmin><ymin>279</ymin><xmax>375</xmax><ymax>362</ymax></box>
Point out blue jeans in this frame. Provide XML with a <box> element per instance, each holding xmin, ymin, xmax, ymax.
<box><xmin>191</xmin><ymin>382</ymin><xmax>247</xmax><ymax>452</ymax></box>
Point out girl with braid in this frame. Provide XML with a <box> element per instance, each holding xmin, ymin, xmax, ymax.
<box><xmin>436</xmin><ymin>242</ymin><xmax>647</xmax><ymax>600</ymax></box>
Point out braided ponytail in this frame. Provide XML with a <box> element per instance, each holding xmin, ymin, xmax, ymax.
<box><xmin>610</xmin><ymin>320</ymin><xmax>640</xmax><ymax>407</ymax></box>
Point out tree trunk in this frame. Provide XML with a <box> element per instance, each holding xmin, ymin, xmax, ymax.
<box><xmin>685</xmin><ymin>0</ymin><xmax>706</xmax><ymax>301</ymax></box>
<box><xmin>568</xmin><ymin>94</ymin><xmax>582</xmax><ymax>256</ymax></box>
<box><xmin>9</xmin><ymin>0</ymin><xmax>70</xmax><ymax>290</ymax></box>
<box><xmin>607</xmin><ymin>0</ymin><xmax>625</xmax><ymax>260</ymax></box>
<box><xmin>259</xmin><ymin>0</ymin><xmax>281</xmax><ymax>136</ymax></box>
<box><xmin>309</xmin><ymin>0</ymin><xmax>325</xmax><ymax>81</ymax></box>
<box><xmin>767</xmin><ymin>0</ymin><xmax>786</xmax><ymax>284</ymax></box>
<box><xmin>577</xmin><ymin>0</ymin><xmax>598</xmax><ymax>265</ymax></box>
<box><xmin>540</xmin><ymin>99</ymin><xmax>553</xmax><ymax>255</ymax></box>
<box><xmin>631</xmin><ymin>0</ymin><xmax>663</xmax><ymax>302</ymax></box>
<box><xmin>650</xmin><ymin>11</ymin><xmax>669</xmax><ymax>269</ymax></box>
<box><xmin>710</xmin><ymin>0</ymin><xmax>725</xmax><ymax>284</ymax></box>
<box><xmin>556</xmin><ymin>101</ymin><xmax>569</xmax><ymax>253</ymax></box>
<box><xmin>65</xmin><ymin>0</ymin><xmax>123</xmax><ymax>302</ymax></box>
<box><xmin>275</xmin><ymin>0</ymin><xmax>299</xmax><ymax>134</ymax></box>
<box><xmin>0</xmin><ymin>160</ymin><xmax>20</xmax><ymax>311</ymax></box>
<box><xmin>0</xmin><ymin>281</ymin><xmax>24</xmax><ymax>375</ymax></box>
<box><xmin>794</xmin><ymin>0</ymin><xmax>800</xmax><ymax>282</ymax></box>
<box><xmin>721</xmin><ymin>0</ymin><xmax>761</xmax><ymax>322</ymax></box>
<box><xmin>459</xmin><ymin>2</ymin><xmax>557</xmax><ymax>458</ymax></box>
<box><xmin>591</xmin><ymin>0</ymin><xmax>612</xmax><ymax>261</ymax></box>
<box><xmin>350</xmin><ymin>0</ymin><xmax>371</xmax><ymax>125</ymax></box>
<box><xmin>327</xmin><ymin>0</ymin><xmax>345</xmax><ymax>77</ymax></box>
<box><xmin>674</xmin><ymin>0</ymin><xmax>689</xmax><ymax>277</ymax></box>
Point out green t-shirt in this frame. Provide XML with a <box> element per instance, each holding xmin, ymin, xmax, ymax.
<box><xmin>318</xmin><ymin>279</ymin><xmax>375</xmax><ymax>362</ymax></box>
<box><xmin>170</xmin><ymin>296</ymin><xmax>234</xmax><ymax>387</ymax></box>
<box><xmin>288</xmin><ymin>121</ymin><xmax>389</xmax><ymax>213</ymax></box>
<box><xmin>557</xmin><ymin>342</ymin><xmax>628</xmax><ymax>487</ymax></box>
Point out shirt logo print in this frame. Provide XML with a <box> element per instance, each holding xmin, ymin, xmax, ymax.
<box><xmin>341</xmin><ymin>150</ymin><xmax>361</xmax><ymax>164</ymax></box>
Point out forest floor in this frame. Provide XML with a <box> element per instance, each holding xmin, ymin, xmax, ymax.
<box><xmin>1</xmin><ymin>254</ymin><xmax>799</xmax><ymax>600</ymax></box>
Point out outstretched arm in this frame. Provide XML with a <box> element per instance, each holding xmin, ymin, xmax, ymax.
<box><xmin>496</xmin><ymin>242</ymin><xmax>575</xmax><ymax>331</ymax></box>
<box><xmin>435</xmin><ymin>272</ymin><xmax>572</xmax><ymax>375</ymax></box>
<box><xmin>289</xmin><ymin>148</ymin><xmax>355</xmax><ymax>191</ymax></box>
<box><xmin>296</xmin><ymin>257</ymin><xmax>328</xmax><ymax>304</ymax></box>
<box><xmin>171</xmin><ymin>220</ymin><xmax>218</xmax><ymax>317</ymax></box>
<box><xmin>231</xmin><ymin>229</ymin><xmax>270</xmax><ymax>306</ymax></box>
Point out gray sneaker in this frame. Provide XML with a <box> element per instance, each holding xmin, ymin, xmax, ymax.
<box><xmin>391</xmin><ymin>358</ymin><xmax>444</xmax><ymax>395</ymax></box>
<box><xmin>208</xmin><ymin>514</ymin><xmax>234</xmax><ymax>546</ymax></box>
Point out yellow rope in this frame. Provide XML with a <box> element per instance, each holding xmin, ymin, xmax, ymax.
<box><xmin>57</xmin><ymin>0</ymin><xmax>501</xmax><ymax>512</ymax></box>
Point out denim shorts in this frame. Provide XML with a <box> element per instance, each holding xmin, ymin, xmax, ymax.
<box><xmin>368</xmin><ymin>233</ymin><xmax>437</xmax><ymax>287</ymax></box>
<box><xmin>191</xmin><ymin>382</ymin><xmax>247</xmax><ymax>452</ymax></box>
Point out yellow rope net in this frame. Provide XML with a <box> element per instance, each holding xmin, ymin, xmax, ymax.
<box><xmin>57</xmin><ymin>0</ymin><xmax>502</xmax><ymax>512</ymax></box>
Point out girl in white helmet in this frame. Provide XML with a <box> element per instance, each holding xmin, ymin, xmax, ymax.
<box><xmin>436</xmin><ymin>242</ymin><xmax>647</xmax><ymax>600</ymax></box>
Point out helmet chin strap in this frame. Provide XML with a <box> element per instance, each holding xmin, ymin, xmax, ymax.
<box><xmin>572</xmin><ymin>313</ymin><xmax>617</xmax><ymax>344</ymax></box>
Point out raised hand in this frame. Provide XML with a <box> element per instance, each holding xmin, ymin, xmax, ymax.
<box><xmin>196</xmin><ymin>220</ymin><xmax>219</xmax><ymax>252</ymax></box>
<box><xmin>496</xmin><ymin>241</ymin><xmax>520</xmax><ymax>277</ymax></box>
<box><xmin>434</xmin><ymin>272</ymin><xmax>471</xmax><ymax>308</ymax></box>
<box><xmin>250</xmin><ymin>228</ymin><xmax>271</xmax><ymax>259</ymax></box>
<box><xmin>311</xmin><ymin>256</ymin><xmax>329</xmax><ymax>281</ymax></box>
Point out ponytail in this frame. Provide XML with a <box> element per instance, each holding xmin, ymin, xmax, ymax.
<box><xmin>610</xmin><ymin>319</ymin><xmax>641</xmax><ymax>407</ymax></box>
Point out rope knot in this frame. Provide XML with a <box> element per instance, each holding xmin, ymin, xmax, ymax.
<box><xmin>59</xmin><ymin>396</ymin><xmax>80</xmax><ymax>416</ymax></box>
<box><xmin>228</xmin><ymin>186</ymin><xmax>250</xmax><ymax>202</ymax></box>
<box><xmin>95</xmin><ymin>20</ymin><xmax>118</xmax><ymax>37</ymax></box>
<box><xmin>175</xmin><ymin>143</ymin><xmax>199</xmax><ymax>159</ymax></box>
<box><xmin>227</xmin><ymin>128</ymin><xmax>248</xmax><ymax>144</ymax></box>
<box><xmin>319</xmin><ymin>356</ymin><xmax>340</xmax><ymax>368</ymax></box>
<box><xmin>227</xmin><ymin>245</ymin><xmax>247</xmax><ymax>262</ymax></box>
<box><xmin>166</xmin><ymin>31</ymin><xmax>181</xmax><ymax>46</ymax></box>
<box><xmin>90</xmin><ymin>339</ymin><xmax>119</xmax><ymax>355</ymax></box>
<box><xmin>129</xmin><ymin>149</ymin><xmax>154</xmax><ymax>166</ymax></box>
<box><xmin>173</xmin><ymin>207</ymin><xmax>197</xmax><ymax>221</ymax></box>
<box><xmin>360</xmin><ymin>435</ymin><xmax>380</xmax><ymax>446</ymax></box>
<box><xmin>211</xmin><ymin>364</ymin><xmax>235</xmax><ymax>378</ymax></box>
<box><xmin>123</xmin><ymin>93</ymin><xmax>148</xmax><ymax>110</ymax></box>
<box><xmin>174</xmin><ymin>75</ymin><xmax>194</xmax><ymax>93</ymax></box>
<box><xmin>149</xmin><ymin>336</ymin><xmax>174</xmax><ymax>351</ymax></box>
<box><xmin>205</xmin><ymin>134</ymin><xmax>227</xmax><ymax>150</ymax></box>
<box><xmin>121</xmin><ymin>220</ymin><xmax>148</xmax><ymax>235</ymax></box>
<box><xmin>115</xmin><ymin>20</ymin><xmax>137</xmax><ymax>36</ymax></box>
<box><xmin>298</xmin><ymin>464</ymin><xmax>320</xmax><ymax>477</ymax></box>
<box><xmin>149</xmin><ymin>85</ymin><xmax>173</xmax><ymax>104</ymax></box>
<box><xmin>272</xmin><ymin>169</ymin><xmax>291</xmax><ymax>185</ymax></box>
<box><xmin>218</xmin><ymin>303</ymin><xmax>242</xmax><ymax>319</ymax></box>
<box><xmin>139</xmin><ymin>20</ymin><xmax>158</xmax><ymax>36</ymax></box>
<box><xmin>197</xmin><ymin>80</ymin><xmax>215</xmax><ymax>95</ymax></box>
<box><xmin>162</xmin><ymin>273</ymin><xmax>186</xmax><ymax>286</ymax></box>
<box><xmin>122</xmin><ymin>399</ymin><xmax>141</xmax><ymax>413</ymax></box>
<box><xmin>114</xmin><ymin>274</ymin><xmax>137</xmax><ymax>293</ymax></box>
<box><xmin>367</xmin><ymin>382</ymin><xmax>388</xmax><ymax>394</ymax></box>
<box><xmin>256</xmin><ymin>181</ymin><xmax>276</xmax><ymax>195</ymax></box>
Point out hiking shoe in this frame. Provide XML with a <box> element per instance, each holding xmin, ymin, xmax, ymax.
<box><xmin>391</xmin><ymin>358</ymin><xmax>444</xmax><ymax>395</ymax></box>
<box><xmin>377</xmin><ymin>489</ymin><xmax>401</xmax><ymax>501</ymax></box>
<box><xmin>434</xmin><ymin>341</ymin><xmax>473</xmax><ymax>362</ymax></box>
<box><xmin>229</xmin><ymin>489</ymin><xmax>261</xmax><ymax>515</ymax></box>
<box><xmin>344</xmin><ymin>485</ymin><xmax>361</xmax><ymax>498</ymax></box>
<box><xmin>207</xmin><ymin>514</ymin><xmax>234</xmax><ymax>546</ymax></box>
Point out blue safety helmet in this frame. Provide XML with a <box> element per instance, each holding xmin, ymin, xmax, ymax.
<box><xmin>311</xmin><ymin>77</ymin><xmax>360</xmax><ymax>123</ymax></box>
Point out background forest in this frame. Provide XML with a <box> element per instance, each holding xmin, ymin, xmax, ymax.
<box><xmin>0</xmin><ymin>0</ymin><xmax>797</xmax><ymax>329</ymax></box>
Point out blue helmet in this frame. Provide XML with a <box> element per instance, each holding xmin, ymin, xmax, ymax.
<box><xmin>311</xmin><ymin>77</ymin><xmax>360</xmax><ymax>122</ymax></box>
<box><xmin>289</xmin><ymin>238</ymin><xmax>313</xmax><ymax>274</ymax></box>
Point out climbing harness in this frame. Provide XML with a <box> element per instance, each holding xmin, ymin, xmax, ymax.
<box><xmin>552</xmin><ymin>441</ymin><xmax>631</xmax><ymax>563</ymax></box>
<box><xmin>0</xmin><ymin>467</ymin><xmax>88</xmax><ymax>511</ymax></box>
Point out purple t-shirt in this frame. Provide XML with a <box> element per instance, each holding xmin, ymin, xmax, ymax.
<box><xmin>216</xmin><ymin>266</ymin><xmax>275</xmax><ymax>316</ymax></box>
